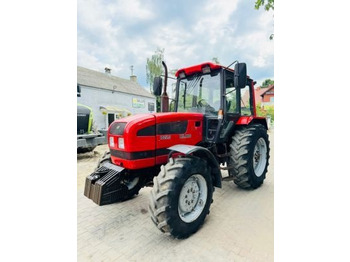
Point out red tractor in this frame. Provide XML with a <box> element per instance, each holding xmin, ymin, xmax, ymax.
<box><xmin>84</xmin><ymin>61</ymin><xmax>270</xmax><ymax>238</ymax></box>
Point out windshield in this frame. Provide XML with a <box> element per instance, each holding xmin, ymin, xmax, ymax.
<box><xmin>176</xmin><ymin>71</ymin><xmax>221</xmax><ymax>116</ymax></box>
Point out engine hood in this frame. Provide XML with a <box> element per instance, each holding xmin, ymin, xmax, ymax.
<box><xmin>109</xmin><ymin>112</ymin><xmax>204</xmax><ymax>133</ymax></box>
<box><xmin>152</xmin><ymin>112</ymin><xmax>203</xmax><ymax>124</ymax></box>
<box><xmin>108</xmin><ymin>112</ymin><xmax>204</xmax><ymax>169</ymax></box>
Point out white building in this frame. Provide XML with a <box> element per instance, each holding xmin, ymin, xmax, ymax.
<box><xmin>77</xmin><ymin>66</ymin><xmax>156</xmax><ymax>131</ymax></box>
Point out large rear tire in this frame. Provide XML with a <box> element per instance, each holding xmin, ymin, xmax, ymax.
<box><xmin>149</xmin><ymin>156</ymin><xmax>213</xmax><ymax>239</ymax></box>
<box><xmin>229</xmin><ymin>124</ymin><xmax>270</xmax><ymax>189</ymax></box>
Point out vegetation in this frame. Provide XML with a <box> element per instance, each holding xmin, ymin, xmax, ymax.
<box><xmin>146</xmin><ymin>48</ymin><xmax>164</xmax><ymax>92</ymax></box>
<box><xmin>256</xmin><ymin>103</ymin><xmax>274</xmax><ymax>124</ymax></box>
<box><xmin>254</xmin><ymin>0</ymin><xmax>274</xmax><ymax>40</ymax></box>
<box><xmin>261</xmin><ymin>79</ymin><xmax>274</xmax><ymax>88</ymax></box>
<box><xmin>212</xmin><ymin>57</ymin><xmax>220</xmax><ymax>64</ymax></box>
<box><xmin>255</xmin><ymin>0</ymin><xmax>274</xmax><ymax>11</ymax></box>
<box><xmin>146</xmin><ymin>48</ymin><xmax>165</xmax><ymax>112</ymax></box>
<box><xmin>255</xmin><ymin>1</ymin><xmax>274</xmax><ymax>124</ymax></box>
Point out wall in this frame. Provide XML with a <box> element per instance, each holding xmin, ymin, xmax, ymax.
<box><xmin>262</xmin><ymin>87</ymin><xmax>274</xmax><ymax>103</ymax></box>
<box><xmin>77</xmin><ymin>85</ymin><xmax>156</xmax><ymax>130</ymax></box>
<box><xmin>262</xmin><ymin>93</ymin><xmax>274</xmax><ymax>103</ymax></box>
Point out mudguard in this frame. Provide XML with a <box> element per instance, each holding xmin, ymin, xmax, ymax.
<box><xmin>168</xmin><ymin>144</ymin><xmax>222</xmax><ymax>188</ymax></box>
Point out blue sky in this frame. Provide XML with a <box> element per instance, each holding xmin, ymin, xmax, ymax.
<box><xmin>77</xmin><ymin>0</ymin><xmax>274</xmax><ymax>89</ymax></box>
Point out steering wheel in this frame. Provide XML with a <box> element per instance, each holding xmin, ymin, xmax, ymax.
<box><xmin>197</xmin><ymin>99</ymin><xmax>207</xmax><ymax>107</ymax></box>
<box><xmin>197</xmin><ymin>99</ymin><xmax>215</xmax><ymax>113</ymax></box>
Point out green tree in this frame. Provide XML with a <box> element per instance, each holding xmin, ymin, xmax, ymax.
<box><xmin>212</xmin><ymin>57</ymin><xmax>220</xmax><ymax>64</ymax></box>
<box><xmin>146</xmin><ymin>48</ymin><xmax>165</xmax><ymax>112</ymax></box>
<box><xmin>255</xmin><ymin>0</ymin><xmax>274</xmax><ymax>40</ymax></box>
<box><xmin>146</xmin><ymin>48</ymin><xmax>164</xmax><ymax>92</ymax></box>
<box><xmin>261</xmin><ymin>79</ymin><xmax>274</xmax><ymax>88</ymax></box>
<box><xmin>255</xmin><ymin>0</ymin><xmax>274</xmax><ymax>11</ymax></box>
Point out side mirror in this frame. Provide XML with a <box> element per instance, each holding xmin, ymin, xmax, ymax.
<box><xmin>153</xmin><ymin>77</ymin><xmax>162</xmax><ymax>96</ymax></box>
<box><xmin>234</xmin><ymin>63</ymin><xmax>247</xmax><ymax>89</ymax></box>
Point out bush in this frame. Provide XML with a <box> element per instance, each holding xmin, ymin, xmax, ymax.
<box><xmin>256</xmin><ymin>103</ymin><xmax>274</xmax><ymax>123</ymax></box>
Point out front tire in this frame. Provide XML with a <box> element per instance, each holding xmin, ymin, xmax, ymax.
<box><xmin>95</xmin><ymin>151</ymin><xmax>111</xmax><ymax>170</ymax></box>
<box><xmin>149</xmin><ymin>156</ymin><xmax>213</xmax><ymax>239</ymax></box>
<box><xmin>229</xmin><ymin>124</ymin><xmax>270</xmax><ymax>189</ymax></box>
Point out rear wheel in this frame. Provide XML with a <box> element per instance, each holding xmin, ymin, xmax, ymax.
<box><xmin>149</xmin><ymin>157</ymin><xmax>213</xmax><ymax>239</ymax></box>
<box><xmin>229</xmin><ymin>124</ymin><xmax>270</xmax><ymax>189</ymax></box>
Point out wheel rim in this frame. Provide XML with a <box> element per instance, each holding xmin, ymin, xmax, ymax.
<box><xmin>253</xmin><ymin>138</ymin><xmax>268</xmax><ymax>177</ymax></box>
<box><xmin>178</xmin><ymin>174</ymin><xmax>208</xmax><ymax>223</ymax></box>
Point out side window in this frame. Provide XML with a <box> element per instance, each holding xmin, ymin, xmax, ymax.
<box><xmin>240</xmin><ymin>85</ymin><xmax>252</xmax><ymax>116</ymax></box>
<box><xmin>178</xmin><ymin>81</ymin><xmax>194</xmax><ymax>110</ymax></box>
<box><xmin>225</xmin><ymin>74</ymin><xmax>237</xmax><ymax>113</ymax></box>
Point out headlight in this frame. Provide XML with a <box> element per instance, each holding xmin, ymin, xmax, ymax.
<box><xmin>109</xmin><ymin>137</ymin><xmax>115</xmax><ymax>147</ymax></box>
<box><xmin>118</xmin><ymin>137</ymin><xmax>125</xmax><ymax>149</ymax></box>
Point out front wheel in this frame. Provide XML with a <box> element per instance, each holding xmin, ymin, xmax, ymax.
<box><xmin>149</xmin><ymin>156</ymin><xmax>213</xmax><ymax>239</ymax></box>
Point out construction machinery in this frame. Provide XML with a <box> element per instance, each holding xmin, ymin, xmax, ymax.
<box><xmin>84</xmin><ymin>61</ymin><xmax>270</xmax><ymax>238</ymax></box>
<box><xmin>77</xmin><ymin>86</ymin><xmax>105</xmax><ymax>153</ymax></box>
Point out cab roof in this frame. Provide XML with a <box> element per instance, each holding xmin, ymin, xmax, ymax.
<box><xmin>175</xmin><ymin>62</ymin><xmax>222</xmax><ymax>77</ymax></box>
<box><xmin>175</xmin><ymin>62</ymin><xmax>251</xmax><ymax>80</ymax></box>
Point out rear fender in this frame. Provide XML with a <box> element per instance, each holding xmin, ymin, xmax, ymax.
<box><xmin>236</xmin><ymin>116</ymin><xmax>268</xmax><ymax>130</ymax></box>
<box><xmin>168</xmin><ymin>144</ymin><xmax>222</xmax><ymax>188</ymax></box>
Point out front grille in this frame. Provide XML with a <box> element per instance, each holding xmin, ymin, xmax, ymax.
<box><xmin>110</xmin><ymin>149</ymin><xmax>155</xmax><ymax>160</ymax></box>
<box><xmin>77</xmin><ymin>104</ymin><xmax>91</xmax><ymax>134</ymax></box>
<box><xmin>77</xmin><ymin>114</ymin><xmax>89</xmax><ymax>134</ymax></box>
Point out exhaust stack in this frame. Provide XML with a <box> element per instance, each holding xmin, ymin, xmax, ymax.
<box><xmin>161</xmin><ymin>61</ymin><xmax>169</xmax><ymax>112</ymax></box>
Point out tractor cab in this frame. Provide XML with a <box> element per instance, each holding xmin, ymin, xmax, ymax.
<box><xmin>173</xmin><ymin>62</ymin><xmax>255</xmax><ymax>117</ymax></box>
<box><xmin>153</xmin><ymin>62</ymin><xmax>259</xmax><ymax>144</ymax></box>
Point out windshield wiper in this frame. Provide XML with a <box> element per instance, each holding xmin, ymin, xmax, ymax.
<box><xmin>186</xmin><ymin>75</ymin><xmax>202</xmax><ymax>95</ymax></box>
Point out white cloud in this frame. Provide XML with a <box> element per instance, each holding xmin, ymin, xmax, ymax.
<box><xmin>77</xmin><ymin>0</ymin><xmax>274</xmax><ymax>86</ymax></box>
<box><xmin>198</xmin><ymin>0</ymin><xmax>240</xmax><ymax>27</ymax></box>
<box><xmin>77</xmin><ymin>49</ymin><xmax>102</xmax><ymax>71</ymax></box>
<box><xmin>194</xmin><ymin>0</ymin><xmax>240</xmax><ymax>45</ymax></box>
<box><xmin>106</xmin><ymin>0</ymin><xmax>154</xmax><ymax>21</ymax></box>
<box><xmin>253</xmin><ymin>55</ymin><xmax>267</xmax><ymax>67</ymax></box>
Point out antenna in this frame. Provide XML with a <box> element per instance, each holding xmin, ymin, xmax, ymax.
<box><xmin>226</xmin><ymin>60</ymin><xmax>238</xmax><ymax>69</ymax></box>
<box><xmin>130</xmin><ymin>65</ymin><xmax>134</xmax><ymax>76</ymax></box>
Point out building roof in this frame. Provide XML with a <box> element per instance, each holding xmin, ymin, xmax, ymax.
<box><xmin>260</xmin><ymin>85</ymin><xmax>274</xmax><ymax>96</ymax></box>
<box><xmin>241</xmin><ymin>84</ymin><xmax>275</xmax><ymax>105</ymax></box>
<box><xmin>77</xmin><ymin>66</ymin><xmax>155</xmax><ymax>99</ymax></box>
<box><xmin>255</xmin><ymin>87</ymin><xmax>265</xmax><ymax>103</ymax></box>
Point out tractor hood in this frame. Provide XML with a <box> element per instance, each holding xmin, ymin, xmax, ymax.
<box><xmin>108</xmin><ymin>112</ymin><xmax>204</xmax><ymax>138</ymax></box>
<box><xmin>107</xmin><ymin>112</ymin><xmax>204</xmax><ymax>169</ymax></box>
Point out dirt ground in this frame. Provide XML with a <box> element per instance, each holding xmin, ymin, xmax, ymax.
<box><xmin>77</xmin><ymin>145</ymin><xmax>109</xmax><ymax>190</ymax></box>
